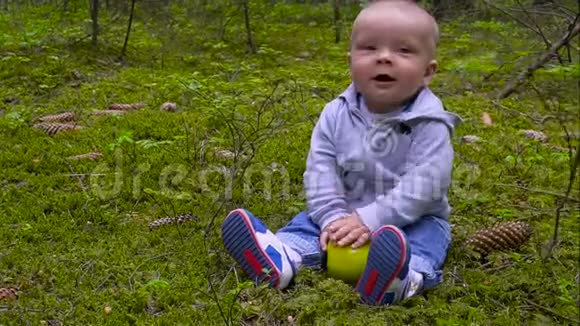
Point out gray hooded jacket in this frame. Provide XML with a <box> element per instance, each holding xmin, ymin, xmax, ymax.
<box><xmin>303</xmin><ymin>83</ymin><xmax>462</xmax><ymax>232</ymax></box>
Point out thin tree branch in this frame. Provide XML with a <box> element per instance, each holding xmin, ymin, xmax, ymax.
<box><xmin>551</xmin><ymin>2</ymin><xmax>577</xmax><ymax>17</ymax></box>
<box><xmin>514</xmin><ymin>0</ymin><xmax>554</xmax><ymax>53</ymax></box>
<box><xmin>491</xmin><ymin>100</ymin><xmax>537</xmax><ymax>122</ymax></box>
<box><xmin>504</xmin><ymin>7</ymin><xmax>573</xmax><ymax>20</ymax></box>
<box><xmin>498</xmin><ymin>17</ymin><xmax>580</xmax><ymax>99</ymax></box>
<box><xmin>482</xmin><ymin>0</ymin><xmax>544</xmax><ymax>41</ymax></box>
<box><xmin>525</xmin><ymin>299</ymin><xmax>579</xmax><ymax>323</ymax></box>
<box><xmin>493</xmin><ymin>183</ymin><xmax>580</xmax><ymax>203</ymax></box>
<box><xmin>64</xmin><ymin>162</ymin><xmax>89</xmax><ymax>198</ymax></box>
<box><xmin>550</xmin><ymin>141</ymin><xmax>580</xmax><ymax>250</ymax></box>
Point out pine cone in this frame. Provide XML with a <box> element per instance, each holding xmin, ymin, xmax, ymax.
<box><xmin>214</xmin><ymin>149</ymin><xmax>236</xmax><ymax>160</ymax></box>
<box><xmin>519</xmin><ymin>129</ymin><xmax>548</xmax><ymax>142</ymax></box>
<box><xmin>149</xmin><ymin>213</ymin><xmax>196</xmax><ymax>230</ymax></box>
<box><xmin>465</xmin><ymin>221</ymin><xmax>533</xmax><ymax>256</ymax></box>
<box><xmin>108</xmin><ymin>102</ymin><xmax>146</xmax><ymax>111</ymax></box>
<box><xmin>38</xmin><ymin>112</ymin><xmax>76</xmax><ymax>123</ymax></box>
<box><xmin>34</xmin><ymin>122</ymin><xmax>83</xmax><ymax>136</ymax></box>
<box><xmin>67</xmin><ymin>152</ymin><xmax>103</xmax><ymax>161</ymax></box>
<box><xmin>0</xmin><ymin>287</ymin><xmax>18</xmax><ymax>300</ymax></box>
<box><xmin>91</xmin><ymin>110</ymin><xmax>127</xmax><ymax>116</ymax></box>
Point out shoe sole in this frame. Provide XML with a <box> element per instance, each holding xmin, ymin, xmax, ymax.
<box><xmin>221</xmin><ymin>209</ymin><xmax>281</xmax><ymax>288</ymax></box>
<box><xmin>355</xmin><ymin>225</ymin><xmax>409</xmax><ymax>305</ymax></box>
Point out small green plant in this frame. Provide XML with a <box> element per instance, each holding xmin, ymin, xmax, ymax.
<box><xmin>106</xmin><ymin>131</ymin><xmax>135</xmax><ymax>152</ymax></box>
<box><xmin>2</xmin><ymin>111</ymin><xmax>26</xmax><ymax>130</ymax></box>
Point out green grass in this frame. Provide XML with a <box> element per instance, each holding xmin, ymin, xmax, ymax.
<box><xmin>1</xmin><ymin>2</ymin><xmax>579</xmax><ymax>325</ymax></box>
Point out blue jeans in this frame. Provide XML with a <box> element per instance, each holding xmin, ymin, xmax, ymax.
<box><xmin>276</xmin><ymin>211</ymin><xmax>451</xmax><ymax>290</ymax></box>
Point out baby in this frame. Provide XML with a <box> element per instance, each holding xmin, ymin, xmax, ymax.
<box><xmin>220</xmin><ymin>0</ymin><xmax>461</xmax><ymax>306</ymax></box>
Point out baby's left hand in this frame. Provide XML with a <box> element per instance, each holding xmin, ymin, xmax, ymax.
<box><xmin>327</xmin><ymin>212</ymin><xmax>370</xmax><ymax>248</ymax></box>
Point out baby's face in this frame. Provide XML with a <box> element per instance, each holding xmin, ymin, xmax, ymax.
<box><xmin>349</xmin><ymin>3</ymin><xmax>437</xmax><ymax>112</ymax></box>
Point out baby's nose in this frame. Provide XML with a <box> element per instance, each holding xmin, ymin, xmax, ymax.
<box><xmin>376</xmin><ymin>49</ymin><xmax>393</xmax><ymax>63</ymax></box>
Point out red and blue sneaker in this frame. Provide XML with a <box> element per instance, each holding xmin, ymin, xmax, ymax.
<box><xmin>220</xmin><ymin>209</ymin><xmax>298</xmax><ymax>289</ymax></box>
<box><xmin>354</xmin><ymin>225</ymin><xmax>412</xmax><ymax>305</ymax></box>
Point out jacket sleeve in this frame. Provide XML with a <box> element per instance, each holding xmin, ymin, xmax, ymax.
<box><xmin>303</xmin><ymin>102</ymin><xmax>350</xmax><ymax>231</ymax></box>
<box><xmin>355</xmin><ymin>121</ymin><xmax>455</xmax><ymax>232</ymax></box>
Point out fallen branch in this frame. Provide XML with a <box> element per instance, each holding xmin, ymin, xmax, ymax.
<box><xmin>525</xmin><ymin>299</ymin><xmax>579</xmax><ymax>324</ymax></box>
<box><xmin>491</xmin><ymin>100</ymin><xmax>536</xmax><ymax>122</ymax></box>
<box><xmin>498</xmin><ymin>16</ymin><xmax>580</xmax><ymax>99</ymax></box>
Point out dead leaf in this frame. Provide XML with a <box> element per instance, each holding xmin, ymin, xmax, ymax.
<box><xmin>461</xmin><ymin>135</ymin><xmax>481</xmax><ymax>144</ymax></box>
<box><xmin>481</xmin><ymin>112</ymin><xmax>493</xmax><ymax>126</ymax></box>
<box><xmin>104</xmin><ymin>305</ymin><xmax>112</xmax><ymax>315</ymax></box>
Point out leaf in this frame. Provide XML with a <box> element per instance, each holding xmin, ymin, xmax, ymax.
<box><xmin>144</xmin><ymin>279</ymin><xmax>170</xmax><ymax>290</ymax></box>
<box><xmin>143</xmin><ymin>188</ymin><xmax>159</xmax><ymax>196</ymax></box>
<box><xmin>117</xmin><ymin>131</ymin><xmax>135</xmax><ymax>144</ymax></box>
<box><xmin>504</xmin><ymin>155</ymin><xmax>516</xmax><ymax>165</ymax></box>
<box><xmin>461</xmin><ymin>135</ymin><xmax>481</xmax><ymax>143</ymax></box>
<box><xmin>481</xmin><ymin>112</ymin><xmax>493</xmax><ymax>126</ymax></box>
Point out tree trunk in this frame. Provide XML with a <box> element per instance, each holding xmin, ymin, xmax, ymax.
<box><xmin>121</xmin><ymin>0</ymin><xmax>137</xmax><ymax>59</ymax></box>
<box><xmin>91</xmin><ymin>0</ymin><xmax>99</xmax><ymax>47</ymax></box>
<box><xmin>242</xmin><ymin>0</ymin><xmax>257</xmax><ymax>54</ymax></box>
<box><xmin>333</xmin><ymin>0</ymin><xmax>341</xmax><ymax>43</ymax></box>
<box><xmin>433</xmin><ymin>0</ymin><xmax>473</xmax><ymax>20</ymax></box>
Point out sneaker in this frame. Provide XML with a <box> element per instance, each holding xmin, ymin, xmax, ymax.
<box><xmin>354</xmin><ymin>225</ymin><xmax>411</xmax><ymax>306</ymax></box>
<box><xmin>220</xmin><ymin>208</ymin><xmax>296</xmax><ymax>289</ymax></box>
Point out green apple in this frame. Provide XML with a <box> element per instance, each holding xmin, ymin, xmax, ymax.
<box><xmin>326</xmin><ymin>241</ymin><xmax>370</xmax><ymax>284</ymax></box>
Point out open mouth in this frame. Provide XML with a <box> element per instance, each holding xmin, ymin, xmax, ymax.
<box><xmin>373</xmin><ymin>74</ymin><xmax>396</xmax><ymax>82</ymax></box>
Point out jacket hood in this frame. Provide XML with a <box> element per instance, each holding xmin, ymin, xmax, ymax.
<box><xmin>337</xmin><ymin>83</ymin><xmax>462</xmax><ymax>134</ymax></box>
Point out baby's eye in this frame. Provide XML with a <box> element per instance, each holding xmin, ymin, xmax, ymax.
<box><xmin>400</xmin><ymin>47</ymin><xmax>412</xmax><ymax>53</ymax></box>
<box><xmin>360</xmin><ymin>45</ymin><xmax>376</xmax><ymax>51</ymax></box>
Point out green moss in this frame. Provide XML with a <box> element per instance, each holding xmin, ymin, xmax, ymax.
<box><xmin>0</xmin><ymin>2</ymin><xmax>578</xmax><ymax>325</ymax></box>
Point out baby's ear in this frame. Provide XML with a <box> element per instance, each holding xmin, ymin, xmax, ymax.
<box><xmin>423</xmin><ymin>59</ymin><xmax>438</xmax><ymax>85</ymax></box>
<box><xmin>347</xmin><ymin>51</ymin><xmax>352</xmax><ymax>66</ymax></box>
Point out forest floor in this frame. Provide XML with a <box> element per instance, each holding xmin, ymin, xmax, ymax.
<box><xmin>0</xmin><ymin>3</ymin><xmax>578</xmax><ymax>325</ymax></box>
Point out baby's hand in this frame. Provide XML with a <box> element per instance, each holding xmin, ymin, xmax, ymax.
<box><xmin>320</xmin><ymin>212</ymin><xmax>370</xmax><ymax>250</ymax></box>
<box><xmin>320</xmin><ymin>218</ymin><xmax>343</xmax><ymax>251</ymax></box>
<box><xmin>330</xmin><ymin>212</ymin><xmax>370</xmax><ymax>248</ymax></box>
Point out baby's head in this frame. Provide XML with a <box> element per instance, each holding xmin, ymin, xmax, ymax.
<box><xmin>348</xmin><ymin>0</ymin><xmax>440</xmax><ymax>112</ymax></box>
